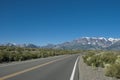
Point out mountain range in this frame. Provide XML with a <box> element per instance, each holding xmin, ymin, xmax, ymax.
<box><xmin>0</xmin><ymin>43</ymin><xmax>38</xmax><ymax>48</ymax></box>
<box><xmin>42</xmin><ymin>37</ymin><xmax>120</xmax><ymax>50</ymax></box>
<box><xmin>1</xmin><ymin>37</ymin><xmax>120</xmax><ymax>50</ymax></box>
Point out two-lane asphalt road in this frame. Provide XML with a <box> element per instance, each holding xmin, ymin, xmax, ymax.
<box><xmin>0</xmin><ymin>54</ymin><xmax>79</xmax><ymax>80</ymax></box>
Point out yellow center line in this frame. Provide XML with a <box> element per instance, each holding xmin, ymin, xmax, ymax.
<box><xmin>0</xmin><ymin>56</ymin><xmax>70</xmax><ymax>80</ymax></box>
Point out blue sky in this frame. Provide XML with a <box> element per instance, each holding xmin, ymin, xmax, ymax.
<box><xmin>0</xmin><ymin>0</ymin><xmax>120</xmax><ymax>45</ymax></box>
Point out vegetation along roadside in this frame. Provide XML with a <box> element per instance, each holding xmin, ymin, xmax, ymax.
<box><xmin>82</xmin><ymin>50</ymin><xmax>120</xmax><ymax>79</ymax></box>
<box><xmin>0</xmin><ymin>46</ymin><xmax>81</xmax><ymax>63</ymax></box>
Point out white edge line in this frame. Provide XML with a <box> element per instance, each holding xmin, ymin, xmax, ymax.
<box><xmin>70</xmin><ymin>56</ymin><xmax>79</xmax><ymax>80</ymax></box>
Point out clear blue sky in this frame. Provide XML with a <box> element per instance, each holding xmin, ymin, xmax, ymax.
<box><xmin>0</xmin><ymin>0</ymin><xmax>120</xmax><ymax>45</ymax></box>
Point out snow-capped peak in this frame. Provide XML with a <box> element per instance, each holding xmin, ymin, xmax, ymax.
<box><xmin>82</xmin><ymin>37</ymin><xmax>107</xmax><ymax>41</ymax></box>
<box><xmin>84</xmin><ymin>37</ymin><xmax>90</xmax><ymax>39</ymax></box>
<box><xmin>108</xmin><ymin>38</ymin><xmax>120</xmax><ymax>42</ymax></box>
<box><xmin>98</xmin><ymin>37</ymin><xmax>106</xmax><ymax>40</ymax></box>
<box><xmin>98</xmin><ymin>37</ymin><xmax>108</xmax><ymax>41</ymax></box>
<box><xmin>82</xmin><ymin>37</ymin><xmax>120</xmax><ymax>42</ymax></box>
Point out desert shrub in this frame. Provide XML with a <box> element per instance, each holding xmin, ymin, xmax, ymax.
<box><xmin>99</xmin><ymin>52</ymin><xmax>117</xmax><ymax>67</ymax></box>
<box><xmin>0</xmin><ymin>46</ymin><xmax>81</xmax><ymax>63</ymax></box>
<box><xmin>82</xmin><ymin>51</ymin><xmax>95</xmax><ymax>63</ymax></box>
<box><xmin>83</xmin><ymin>52</ymin><xmax>117</xmax><ymax>68</ymax></box>
<box><xmin>83</xmin><ymin>51</ymin><xmax>120</xmax><ymax>79</ymax></box>
<box><xmin>105</xmin><ymin>63</ymin><xmax>120</xmax><ymax>79</ymax></box>
<box><xmin>0</xmin><ymin>52</ymin><xmax>3</xmax><ymax>62</ymax></box>
<box><xmin>86</xmin><ymin>55</ymin><xmax>100</xmax><ymax>67</ymax></box>
<box><xmin>0</xmin><ymin>51</ymin><xmax>9</xmax><ymax>62</ymax></box>
<box><xmin>115</xmin><ymin>55</ymin><xmax>120</xmax><ymax>64</ymax></box>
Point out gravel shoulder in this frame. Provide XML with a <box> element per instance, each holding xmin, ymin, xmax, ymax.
<box><xmin>79</xmin><ymin>56</ymin><xmax>120</xmax><ymax>80</ymax></box>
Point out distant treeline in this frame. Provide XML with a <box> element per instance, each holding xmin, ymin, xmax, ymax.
<box><xmin>0</xmin><ymin>46</ymin><xmax>81</xmax><ymax>63</ymax></box>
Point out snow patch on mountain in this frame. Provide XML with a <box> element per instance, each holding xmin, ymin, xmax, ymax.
<box><xmin>108</xmin><ymin>38</ymin><xmax>120</xmax><ymax>43</ymax></box>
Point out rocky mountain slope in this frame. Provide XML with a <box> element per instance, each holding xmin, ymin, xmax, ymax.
<box><xmin>43</xmin><ymin>37</ymin><xmax>120</xmax><ymax>50</ymax></box>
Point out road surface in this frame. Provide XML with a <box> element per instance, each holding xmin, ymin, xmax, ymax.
<box><xmin>0</xmin><ymin>54</ymin><xmax>79</xmax><ymax>80</ymax></box>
